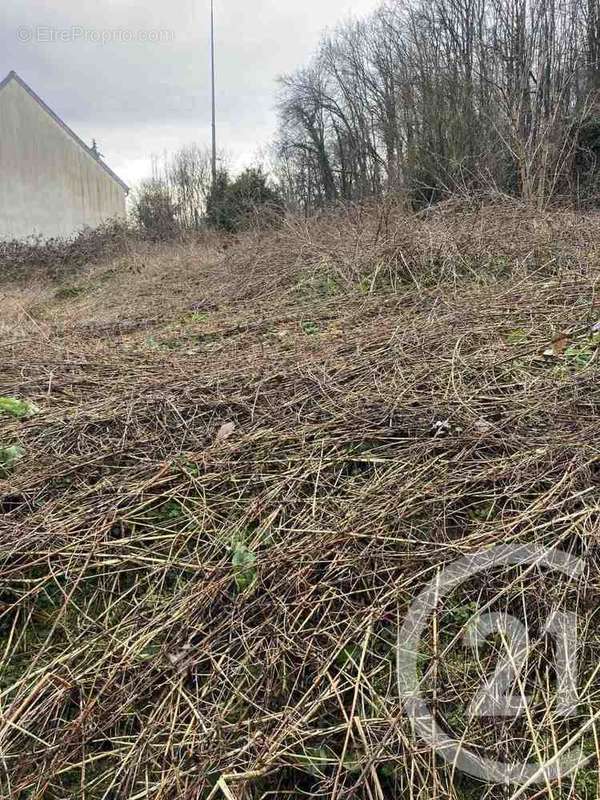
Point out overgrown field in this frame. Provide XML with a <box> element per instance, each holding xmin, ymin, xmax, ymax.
<box><xmin>1</xmin><ymin>201</ymin><xmax>600</xmax><ymax>799</ymax></box>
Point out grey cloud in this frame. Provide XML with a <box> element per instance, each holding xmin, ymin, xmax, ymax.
<box><xmin>1</xmin><ymin>0</ymin><xmax>377</xmax><ymax>184</ymax></box>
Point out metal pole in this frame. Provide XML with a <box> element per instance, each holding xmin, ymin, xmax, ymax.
<box><xmin>210</xmin><ymin>0</ymin><xmax>217</xmax><ymax>187</ymax></box>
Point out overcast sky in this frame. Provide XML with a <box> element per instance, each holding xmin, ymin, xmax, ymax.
<box><xmin>1</xmin><ymin>0</ymin><xmax>378</xmax><ymax>188</ymax></box>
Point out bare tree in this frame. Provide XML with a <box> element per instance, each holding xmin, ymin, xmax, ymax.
<box><xmin>166</xmin><ymin>145</ymin><xmax>213</xmax><ymax>229</ymax></box>
<box><xmin>276</xmin><ymin>0</ymin><xmax>600</xmax><ymax>209</ymax></box>
<box><xmin>147</xmin><ymin>145</ymin><xmax>221</xmax><ymax>230</ymax></box>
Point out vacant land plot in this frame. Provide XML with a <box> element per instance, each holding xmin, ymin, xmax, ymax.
<box><xmin>1</xmin><ymin>202</ymin><xmax>600</xmax><ymax>799</ymax></box>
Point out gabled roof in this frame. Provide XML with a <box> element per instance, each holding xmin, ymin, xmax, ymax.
<box><xmin>0</xmin><ymin>70</ymin><xmax>129</xmax><ymax>193</ymax></box>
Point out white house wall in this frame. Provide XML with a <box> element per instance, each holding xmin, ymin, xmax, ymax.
<box><xmin>0</xmin><ymin>79</ymin><xmax>126</xmax><ymax>240</ymax></box>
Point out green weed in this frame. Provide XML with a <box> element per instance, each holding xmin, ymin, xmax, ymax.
<box><xmin>505</xmin><ymin>328</ymin><xmax>529</xmax><ymax>345</ymax></box>
<box><xmin>564</xmin><ymin>333</ymin><xmax>600</xmax><ymax>371</ymax></box>
<box><xmin>0</xmin><ymin>396</ymin><xmax>39</xmax><ymax>419</ymax></box>
<box><xmin>54</xmin><ymin>285</ymin><xmax>87</xmax><ymax>300</ymax></box>
<box><xmin>232</xmin><ymin>541</ymin><xmax>257</xmax><ymax>592</ymax></box>
<box><xmin>0</xmin><ymin>445</ymin><xmax>25</xmax><ymax>475</ymax></box>
<box><xmin>301</xmin><ymin>320</ymin><xmax>320</xmax><ymax>336</ymax></box>
<box><xmin>190</xmin><ymin>311</ymin><xmax>209</xmax><ymax>323</ymax></box>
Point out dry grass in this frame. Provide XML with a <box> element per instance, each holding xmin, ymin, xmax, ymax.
<box><xmin>0</xmin><ymin>202</ymin><xmax>600</xmax><ymax>799</ymax></box>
